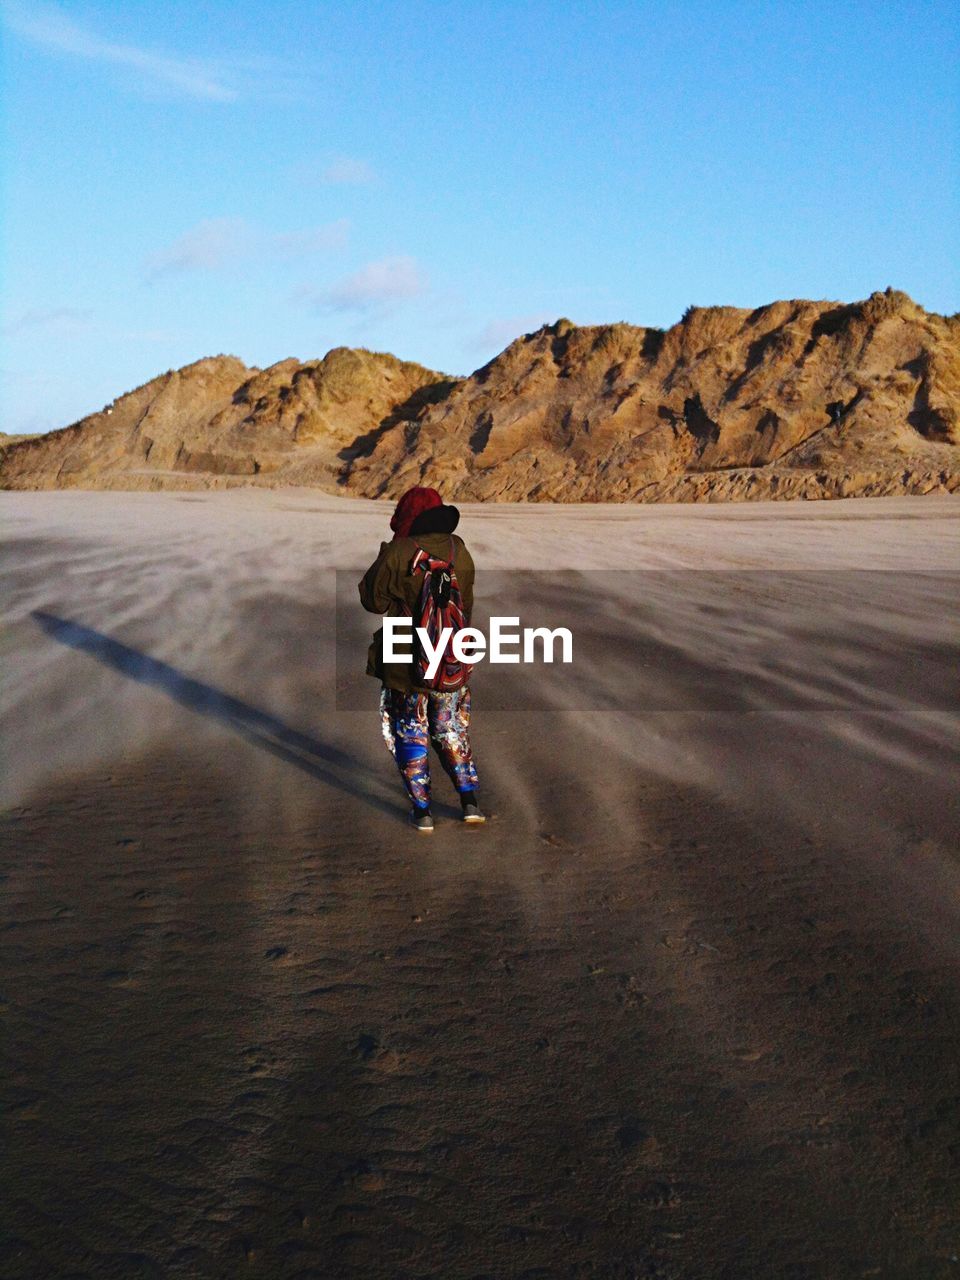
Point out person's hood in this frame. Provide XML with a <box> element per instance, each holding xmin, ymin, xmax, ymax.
<box><xmin>390</xmin><ymin>486</ymin><xmax>459</xmax><ymax>538</ymax></box>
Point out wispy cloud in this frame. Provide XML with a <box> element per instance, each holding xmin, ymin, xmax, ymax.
<box><xmin>144</xmin><ymin>217</ymin><xmax>349</xmax><ymax>278</ymax></box>
<box><xmin>296</xmin><ymin>255</ymin><xmax>428</xmax><ymax>315</ymax></box>
<box><xmin>465</xmin><ymin>313</ymin><xmax>556</xmax><ymax>353</ymax></box>
<box><xmin>320</xmin><ymin>156</ymin><xmax>377</xmax><ymax>185</ymax></box>
<box><xmin>2</xmin><ymin>306</ymin><xmax>94</xmax><ymax>336</ymax></box>
<box><xmin>3</xmin><ymin>2</ymin><xmax>248</xmax><ymax>101</ymax></box>
<box><xmin>144</xmin><ymin>218</ymin><xmax>247</xmax><ymax>275</ymax></box>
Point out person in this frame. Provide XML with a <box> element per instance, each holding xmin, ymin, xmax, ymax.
<box><xmin>359</xmin><ymin>486</ymin><xmax>485</xmax><ymax>832</ymax></box>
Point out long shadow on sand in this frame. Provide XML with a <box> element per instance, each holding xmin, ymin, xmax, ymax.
<box><xmin>32</xmin><ymin>610</ymin><xmax>401</xmax><ymax>819</ymax></box>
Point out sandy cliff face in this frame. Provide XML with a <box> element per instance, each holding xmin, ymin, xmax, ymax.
<box><xmin>343</xmin><ymin>289</ymin><xmax>960</xmax><ymax>501</ymax></box>
<box><xmin>3</xmin><ymin>290</ymin><xmax>958</xmax><ymax>500</ymax></box>
<box><xmin>0</xmin><ymin>349</ymin><xmax>452</xmax><ymax>491</ymax></box>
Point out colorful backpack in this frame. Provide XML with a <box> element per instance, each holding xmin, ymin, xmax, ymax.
<box><xmin>409</xmin><ymin>536</ymin><xmax>471</xmax><ymax>691</ymax></box>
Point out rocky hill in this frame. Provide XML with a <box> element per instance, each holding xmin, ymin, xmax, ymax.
<box><xmin>0</xmin><ymin>349</ymin><xmax>454</xmax><ymax>492</ymax></box>
<box><xmin>3</xmin><ymin>290</ymin><xmax>958</xmax><ymax>501</ymax></box>
<box><xmin>344</xmin><ymin>289</ymin><xmax>960</xmax><ymax>501</ymax></box>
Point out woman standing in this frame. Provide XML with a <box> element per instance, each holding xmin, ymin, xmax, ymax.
<box><xmin>359</xmin><ymin>486</ymin><xmax>485</xmax><ymax>832</ymax></box>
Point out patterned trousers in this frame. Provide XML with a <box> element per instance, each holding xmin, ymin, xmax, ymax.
<box><xmin>380</xmin><ymin>685</ymin><xmax>479</xmax><ymax>811</ymax></box>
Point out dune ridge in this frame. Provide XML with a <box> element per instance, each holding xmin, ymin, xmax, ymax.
<box><xmin>2</xmin><ymin>289</ymin><xmax>959</xmax><ymax>501</ymax></box>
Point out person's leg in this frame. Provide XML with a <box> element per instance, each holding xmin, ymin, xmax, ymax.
<box><xmin>388</xmin><ymin>689</ymin><xmax>433</xmax><ymax>812</ymax></box>
<box><xmin>428</xmin><ymin>686</ymin><xmax>480</xmax><ymax>807</ymax></box>
<box><xmin>379</xmin><ymin>685</ymin><xmax>397</xmax><ymax>758</ymax></box>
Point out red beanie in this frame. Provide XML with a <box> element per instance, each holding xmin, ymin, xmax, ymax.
<box><xmin>390</xmin><ymin>486</ymin><xmax>442</xmax><ymax>539</ymax></box>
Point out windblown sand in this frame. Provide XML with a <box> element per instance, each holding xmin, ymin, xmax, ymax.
<box><xmin>2</xmin><ymin>491</ymin><xmax>959</xmax><ymax>1279</ymax></box>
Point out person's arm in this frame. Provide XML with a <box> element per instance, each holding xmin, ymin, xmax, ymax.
<box><xmin>358</xmin><ymin>542</ymin><xmax>399</xmax><ymax>614</ymax></box>
<box><xmin>456</xmin><ymin>539</ymin><xmax>474</xmax><ymax>623</ymax></box>
<box><xmin>358</xmin><ymin>540</ymin><xmax>409</xmax><ymax>614</ymax></box>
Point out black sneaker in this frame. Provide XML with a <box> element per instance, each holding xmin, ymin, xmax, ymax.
<box><xmin>461</xmin><ymin>801</ymin><xmax>485</xmax><ymax>824</ymax></box>
<box><xmin>410</xmin><ymin>809</ymin><xmax>434</xmax><ymax>833</ymax></box>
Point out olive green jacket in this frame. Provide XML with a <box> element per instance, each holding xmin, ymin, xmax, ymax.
<box><xmin>358</xmin><ymin>533</ymin><xmax>475</xmax><ymax>693</ymax></box>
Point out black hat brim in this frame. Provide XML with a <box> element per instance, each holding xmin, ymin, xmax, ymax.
<box><xmin>409</xmin><ymin>504</ymin><xmax>460</xmax><ymax>536</ymax></box>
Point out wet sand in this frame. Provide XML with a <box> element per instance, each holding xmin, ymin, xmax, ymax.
<box><xmin>2</xmin><ymin>491</ymin><xmax>959</xmax><ymax>1278</ymax></box>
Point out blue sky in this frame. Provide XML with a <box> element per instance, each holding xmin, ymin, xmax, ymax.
<box><xmin>2</xmin><ymin>0</ymin><xmax>957</xmax><ymax>434</ymax></box>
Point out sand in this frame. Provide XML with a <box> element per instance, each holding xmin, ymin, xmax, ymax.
<box><xmin>2</xmin><ymin>490</ymin><xmax>959</xmax><ymax>1279</ymax></box>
